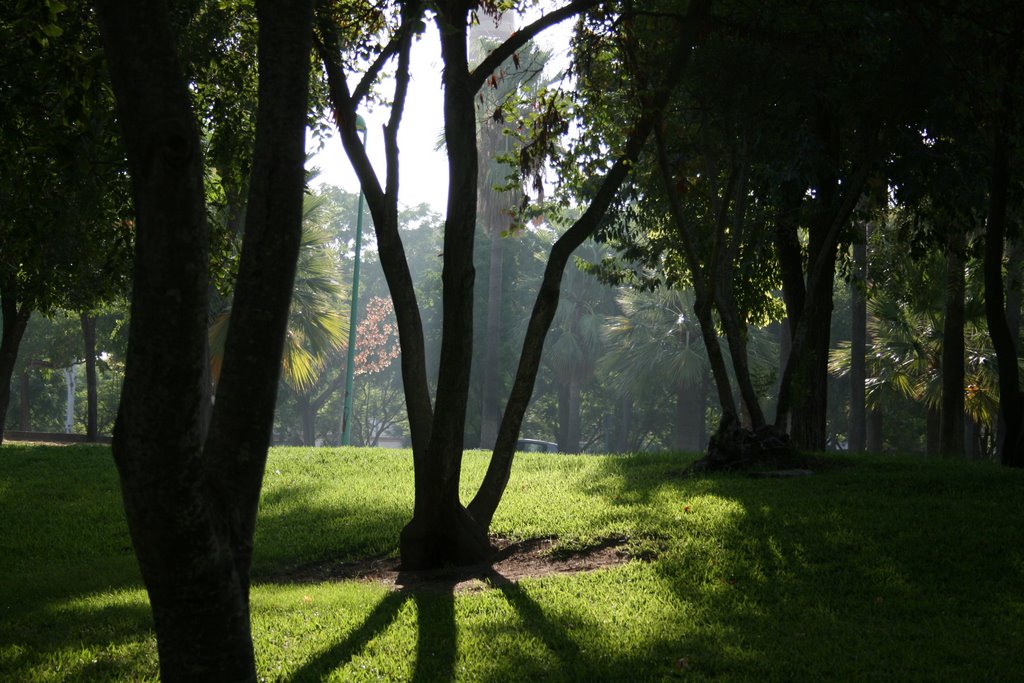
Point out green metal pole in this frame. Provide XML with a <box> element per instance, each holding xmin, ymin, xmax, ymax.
<box><xmin>341</xmin><ymin>116</ymin><xmax>367</xmax><ymax>446</ymax></box>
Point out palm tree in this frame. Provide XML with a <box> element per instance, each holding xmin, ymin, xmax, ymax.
<box><xmin>830</xmin><ymin>279</ymin><xmax>1003</xmax><ymax>457</ymax></box>
<box><xmin>601</xmin><ymin>287</ymin><xmax>710</xmax><ymax>452</ymax></box>
<box><xmin>542</xmin><ymin>244</ymin><xmax>614</xmax><ymax>452</ymax></box>
<box><xmin>210</xmin><ymin>193</ymin><xmax>348</xmax><ymax>444</ymax></box>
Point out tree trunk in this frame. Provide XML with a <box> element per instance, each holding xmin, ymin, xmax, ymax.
<box><xmin>556</xmin><ymin>382</ymin><xmax>570</xmax><ymax>452</ymax></box>
<box><xmin>399</xmin><ymin>7</ymin><xmax>490</xmax><ymax>570</ymax></box>
<box><xmin>939</xmin><ymin>240</ymin><xmax>966</xmax><ymax>457</ymax></box>
<box><xmin>298</xmin><ymin>392</ymin><xmax>316</xmax><ymax>446</ymax></box>
<box><xmin>98</xmin><ymin>0</ymin><xmax>314</xmax><ymax>679</ymax></box>
<box><xmin>19</xmin><ymin>369</ymin><xmax>29</xmax><ymax>431</ymax></box>
<box><xmin>81</xmin><ymin>313</ymin><xmax>99</xmax><ymax>441</ymax></box>
<box><xmin>996</xmin><ymin>234</ymin><xmax>1023</xmax><ymax>453</ymax></box>
<box><xmin>0</xmin><ymin>292</ymin><xmax>30</xmax><ymax>444</ymax></box>
<box><xmin>478</xmin><ymin>231</ymin><xmax>504</xmax><ymax>449</ymax></box>
<box><xmin>866</xmin><ymin>406</ymin><xmax>883</xmax><ymax>453</ymax></box>
<box><xmin>965</xmin><ymin>417</ymin><xmax>982</xmax><ymax>460</ymax></box>
<box><xmin>610</xmin><ymin>394</ymin><xmax>633</xmax><ymax>453</ymax></box>
<box><xmin>983</xmin><ymin>125</ymin><xmax>1023</xmax><ymax>467</ymax></box>
<box><xmin>566</xmin><ymin>377</ymin><xmax>581</xmax><ymax>453</ymax></box>
<box><xmin>774</xmin><ymin>113</ymin><xmax>877</xmax><ymax>451</ymax></box>
<box><xmin>925</xmin><ymin>405</ymin><xmax>940</xmax><ymax>456</ymax></box>
<box><xmin>786</xmin><ymin>265</ymin><xmax>837</xmax><ymax>452</ymax></box>
<box><xmin>676</xmin><ymin>380</ymin><xmax>704</xmax><ymax>452</ymax></box>
<box><xmin>849</xmin><ymin>221</ymin><xmax>867</xmax><ymax>453</ymax></box>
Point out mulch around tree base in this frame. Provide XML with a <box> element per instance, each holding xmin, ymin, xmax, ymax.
<box><xmin>259</xmin><ymin>536</ymin><xmax>640</xmax><ymax>592</ymax></box>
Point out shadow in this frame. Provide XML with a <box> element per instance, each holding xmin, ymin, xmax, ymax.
<box><xmin>0</xmin><ymin>596</ymin><xmax>157</xmax><ymax>682</ymax></box>
<box><xmin>289</xmin><ymin>590</ymin><xmax>412</xmax><ymax>681</ymax></box>
<box><xmin>484</xmin><ymin>569</ymin><xmax>584</xmax><ymax>671</ymax></box>
<box><xmin>406</xmin><ymin>577</ymin><xmax>458</xmax><ymax>683</ymax></box>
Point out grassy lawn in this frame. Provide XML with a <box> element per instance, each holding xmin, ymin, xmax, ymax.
<box><xmin>2</xmin><ymin>444</ymin><xmax>1023</xmax><ymax>681</ymax></box>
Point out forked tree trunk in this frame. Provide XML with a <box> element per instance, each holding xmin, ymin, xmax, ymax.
<box><xmin>97</xmin><ymin>0</ymin><xmax>314</xmax><ymax>678</ymax></box>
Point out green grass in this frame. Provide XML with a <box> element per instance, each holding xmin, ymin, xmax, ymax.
<box><xmin>2</xmin><ymin>444</ymin><xmax>1023</xmax><ymax>681</ymax></box>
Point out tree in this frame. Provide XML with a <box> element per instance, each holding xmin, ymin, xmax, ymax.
<box><xmin>95</xmin><ymin>0</ymin><xmax>314</xmax><ymax>677</ymax></box>
<box><xmin>0</xmin><ymin>0</ymin><xmax>132</xmax><ymax>442</ymax></box>
<box><xmin>601</xmin><ymin>287</ymin><xmax>710</xmax><ymax>451</ymax></box>
<box><xmin>210</xmin><ymin>193</ymin><xmax>349</xmax><ymax>446</ymax></box>
<box><xmin>317</xmin><ymin>0</ymin><xmax>711</xmax><ymax>567</ymax></box>
<box><xmin>543</xmin><ymin>246</ymin><xmax>614</xmax><ymax>452</ymax></box>
<box><xmin>472</xmin><ymin>23</ymin><xmax>546</xmax><ymax>449</ymax></box>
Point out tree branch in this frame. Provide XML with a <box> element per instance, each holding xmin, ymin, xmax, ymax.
<box><xmin>468</xmin><ymin>0</ymin><xmax>599</xmax><ymax>93</ymax></box>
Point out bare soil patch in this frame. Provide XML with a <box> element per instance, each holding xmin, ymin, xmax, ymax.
<box><xmin>260</xmin><ymin>536</ymin><xmax>641</xmax><ymax>592</ymax></box>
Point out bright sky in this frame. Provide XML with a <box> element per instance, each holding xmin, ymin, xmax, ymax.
<box><xmin>307</xmin><ymin>9</ymin><xmax>573</xmax><ymax>212</ymax></box>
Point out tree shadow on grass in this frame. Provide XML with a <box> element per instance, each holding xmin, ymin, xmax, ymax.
<box><xmin>289</xmin><ymin>567</ymin><xmax>593</xmax><ymax>682</ymax></box>
<box><xmin>288</xmin><ymin>590</ymin><xmax>413</xmax><ymax>681</ymax></box>
<box><xmin>582</xmin><ymin>452</ymin><xmax>1024</xmax><ymax>679</ymax></box>
<box><xmin>288</xmin><ymin>573</ymin><xmax>461</xmax><ymax>683</ymax></box>
<box><xmin>0</xmin><ymin>598</ymin><xmax>157</xmax><ymax>682</ymax></box>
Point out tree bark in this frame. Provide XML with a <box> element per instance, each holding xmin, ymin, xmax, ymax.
<box><xmin>0</xmin><ymin>291</ymin><xmax>30</xmax><ymax>444</ymax></box>
<box><xmin>866</xmin><ymin>406</ymin><xmax>883</xmax><ymax>453</ymax></box>
<box><xmin>925</xmin><ymin>404</ymin><xmax>940</xmax><ymax>456</ymax></box>
<box><xmin>81</xmin><ymin>313</ymin><xmax>99</xmax><ymax>441</ymax></box>
<box><xmin>774</xmin><ymin>124</ymin><xmax>876</xmax><ymax>450</ymax></box>
<box><xmin>983</xmin><ymin>130</ymin><xmax>1023</xmax><ymax>467</ymax></box>
<box><xmin>98</xmin><ymin>0</ymin><xmax>314</xmax><ymax>679</ymax></box>
<box><xmin>939</xmin><ymin>238</ymin><xmax>966</xmax><ymax>457</ymax></box>
<box><xmin>399</xmin><ymin>3</ymin><xmax>490</xmax><ymax>570</ymax></box>
<box><xmin>849</xmin><ymin>220</ymin><xmax>867</xmax><ymax>453</ymax></box>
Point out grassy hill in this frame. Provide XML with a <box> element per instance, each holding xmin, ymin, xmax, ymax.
<box><xmin>2</xmin><ymin>444</ymin><xmax>1022</xmax><ymax>681</ymax></box>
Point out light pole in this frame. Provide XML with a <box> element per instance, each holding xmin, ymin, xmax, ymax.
<box><xmin>341</xmin><ymin>114</ymin><xmax>367</xmax><ymax>446</ymax></box>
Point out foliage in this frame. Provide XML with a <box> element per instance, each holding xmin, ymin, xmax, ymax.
<box><xmin>210</xmin><ymin>193</ymin><xmax>348</xmax><ymax>393</ymax></box>
<box><xmin>0</xmin><ymin>0</ymin><xmax>132</xmax><ymax>315</ymax></box>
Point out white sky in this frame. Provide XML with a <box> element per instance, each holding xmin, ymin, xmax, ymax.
<box><xmin>307</xmin><ymin>10</ymin><xmax>573</xmax><ymax>212</ymax></box>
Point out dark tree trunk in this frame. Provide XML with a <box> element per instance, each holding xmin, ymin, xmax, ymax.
<box><xmin>652</xmin><ymin>128</ymin><xmax>738</xmax><ymax>422</ymax></box>
<box><xmin>866</xmin><ymin>406</ymin><xmax>883</xmax><ymax>453</ymax></box>
<box><xmin>19</xmin><ymin>369</ymin><xmax>29</xmax><ymax>431</ymax></box>
<box><xmin>298</xmin><ymin>392</ymin><xmax>316</xmax><ymax>446</ymax></box>
<box><xmin>996</xmin><ymin>234</ymin><xmax>1024</xmax><ymax>457</ymax></box>
<box><xmin>939</xmin><ymin>240</ymin><xmax>966</xmax><ymax>457</ymax></box>
<box><xmin>610</xmin><ymin>394</ymin><xmax>633</xmax><ymax>453</ymax></box>
<box><xmin>81</xmin><ymin>313</ymin><xmax>99</xmax><ymax>441</ymax></box>
<box><xmin>714</xmin><ymin>162</ymin><xmax>766</xmax><ymax>429</ymax></box>
<box><xmin>849</xmin><ymin>221</ymin><xmax>867</xmax><ymax>453</ymax></box>
<box><xmin>925</xmin><ymin>405</ymin><xmax>941</xmax><ymax>456</ymax></box>
<box><xmin>786</xmin><ymin>252</ymin><xmax>838</xmax><ymax>452</ymax></box>
<box><xmin>97</xmin><ymin>0</ymin><xmax>314</xmax><ymax>679</ymax></box>
<box><xmin>318</xmin><ymin>0</ymin><xmax>435</xmax><ymax>470</ymax></box>
<box><xmin>965</xmin><ymin>417</ymin><xmax>982</xmax><ymax>460</ymax></box>
<box><xmin>399</xmin><ymin>5</ymin><xmax>490</xmax><ymax>570</ymax></box>
<box><xmin>984</xmin><ymin>128</ymin><xmax>1023</xmax><ymax>467</ymax></box>
<box><xmin>774</xmin><ymin>113</ymin><xmax>877</xmax><ymax>452</ymax></box>
<box><xmin>0</xmin><ymin>291</ymin><xmax>31</xmax><ymax>444</ymax></box>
